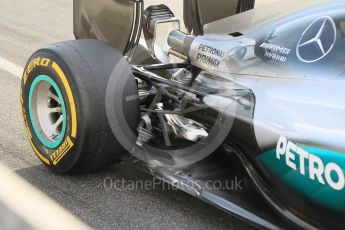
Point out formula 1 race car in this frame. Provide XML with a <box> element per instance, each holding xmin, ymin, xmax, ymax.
<box><xmin>20</xmin><ymin>0</ymin><xmax>345</xmax><ymax>228</ymax></box>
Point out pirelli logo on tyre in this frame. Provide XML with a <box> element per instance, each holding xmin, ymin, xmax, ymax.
<box><xmin>50</xmin><ymin>136</ymin><xmax>74</xmax><ymax>165</ymax></box>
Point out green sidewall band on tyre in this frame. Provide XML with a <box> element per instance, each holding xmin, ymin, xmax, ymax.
<box><xmin>28</xmin><ymin>75</ymin><xmax>67</xmax><ymax>149</ymax></box>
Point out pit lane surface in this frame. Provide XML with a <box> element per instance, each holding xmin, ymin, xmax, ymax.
<box><xmin>0</xmin><ymin>0</ymin><xmax>269</xmax><ymax>229</ymax></box>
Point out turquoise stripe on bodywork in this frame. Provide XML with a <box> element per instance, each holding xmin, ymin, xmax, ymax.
<box><xmin>258</xmin><ymin>146</ymin><xmax>345</xmax><ymax>211</ymax></box>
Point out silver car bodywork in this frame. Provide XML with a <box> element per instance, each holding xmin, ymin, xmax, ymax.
<box><xmin>73</xmin><ymin>0</ymin><xmax>345</xmax><ymax>228</ymax></box>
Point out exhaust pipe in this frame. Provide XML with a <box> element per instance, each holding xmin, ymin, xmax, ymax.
<box><xmin>167</xmin><ymin>30</ymin><xmax>195</xmax><ymax>57</ymax></box>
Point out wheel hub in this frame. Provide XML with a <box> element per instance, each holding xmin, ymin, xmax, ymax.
<box><xmin>28</xmin><ymin>75</ymin><xmax>67</xmax><ymax>149</ymax></box>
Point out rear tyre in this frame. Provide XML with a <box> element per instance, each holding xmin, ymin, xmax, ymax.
<box><xmin>20</xmin><ymin>39</ymin><xmax>140</xmax><ymax>173</ymax></box>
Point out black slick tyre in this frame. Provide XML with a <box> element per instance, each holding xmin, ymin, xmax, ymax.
<box><xmin>20</xmin><ymin>39</ymin><xmax>140</xmax><ymax>173</ymax></box>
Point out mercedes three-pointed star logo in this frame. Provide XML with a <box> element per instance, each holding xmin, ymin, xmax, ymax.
<box><xmin>296</xmin><ymin>16</ymin><xmax>337</xmax><ymax>63</ymax></box>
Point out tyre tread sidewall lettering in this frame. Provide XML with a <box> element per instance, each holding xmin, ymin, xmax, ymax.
<box><xmin>21</xmin><ymin>52</ymin><xmax>78</xmax><ymax>170</ymax></box>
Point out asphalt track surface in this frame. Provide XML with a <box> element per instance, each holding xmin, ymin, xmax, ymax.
<box><xmin>0</xmin><ymin>0</ymin><xmax>271</xmax><ymax>229</ymax></box>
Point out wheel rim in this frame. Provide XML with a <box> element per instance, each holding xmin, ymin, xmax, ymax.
<box><xmin>28</xmin><ymin>75</ymin><xmax>67</xmax><ymax>149</ymax></box>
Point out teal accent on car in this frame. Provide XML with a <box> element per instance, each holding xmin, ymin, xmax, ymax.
<box><xmin>258</xmin><ymin>146</ymin><xmax>345</xmax><ymax>211</ymax></box>
<box><xmin>28</xmin><ymin>75</ymin><xmax>67</xmax><ymax>149</ymax></box>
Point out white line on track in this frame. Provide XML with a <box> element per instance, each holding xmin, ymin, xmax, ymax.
<box><xmin>0</xmin><ymin>55</ymin><xmax>23</xmax><ymax>79</ymax></box>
